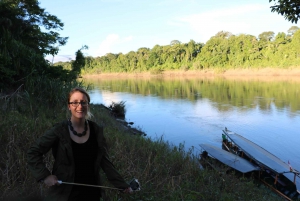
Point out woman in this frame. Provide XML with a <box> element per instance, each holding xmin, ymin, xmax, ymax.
<box><xmin>27</xmin><ymin>87</ymin><xmax>132</xmax><ymax>201</ymax></box>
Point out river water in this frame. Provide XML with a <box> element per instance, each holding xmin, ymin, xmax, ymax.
<box><xmin>83</xmin><ymin>76</ymin><xmax>300</xmax><ymax>171</ymax></box>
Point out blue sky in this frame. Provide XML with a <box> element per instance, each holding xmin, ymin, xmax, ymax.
<box><xmin>39</xmin><ymin>0</ymin><xmax>296</xmax><ymax>62</ymax></box>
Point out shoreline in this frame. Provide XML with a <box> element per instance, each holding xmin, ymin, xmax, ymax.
<box><xmin>82</xmin><ymin>68</ymin><xmax>300</xmax><ymax>82</ymax></box>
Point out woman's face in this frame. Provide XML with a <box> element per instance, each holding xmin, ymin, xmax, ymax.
<box><xmin>68</xmin><ymin>91</ymin><xmax>89</xmax><ymax>120</ymax></box>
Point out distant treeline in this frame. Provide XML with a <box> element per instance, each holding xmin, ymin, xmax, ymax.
<box><xmin>56</xmin><ymin>27</ymin><xmax>300</xmax><ymax>74</ymax></box>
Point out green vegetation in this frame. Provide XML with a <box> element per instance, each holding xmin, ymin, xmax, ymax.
<box><xmin>55</xmin><ymin>28</ymin><xmax>300</xmax><ymax>75</ymax></box>
<box><xmin>0</xmin><ymin>81</ymin><xmax>284</xmax><ymax>201</ymax></box>
<box><xmin>269</xmin><ymin>0</ymin><xmax>300</xmax><ymax>23</ymax></box>
<box><xmin>0</xmin><ymin>0</ymin><xmax>86</xmax><ymax>90</ymax></box>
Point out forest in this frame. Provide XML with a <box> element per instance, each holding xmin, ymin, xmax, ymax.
<box><xmin>1</xmin><ymin>0</ymin><xmax>300</xmax><ymax>91</ymax></box>
<box><xmin>55</xmin><ymin>27</ymin><xmax>300</xmax><ymax>75</ymax></box>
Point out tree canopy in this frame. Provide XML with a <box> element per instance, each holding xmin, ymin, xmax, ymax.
<box><xmin>0</xmin><ymin>0</ymin><xmax>86</xmax><ymax>90</ymax></box>
<box><xmin>269</xmin><ymin>0</ymin><xmax>300</xmax><ymax>23</ymax></box>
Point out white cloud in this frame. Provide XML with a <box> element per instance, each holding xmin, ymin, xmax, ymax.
<box><xmin>175</xmin><ymin>3</ymin><xmax>287</xmax><ymax>42</ymax></box>
<box><xmin>95</xmin><ymin>34</ymin><xmax>133</xmax><ymax>56</ymax></box>
<box><xmin>124</xmin><ymin>35</ymin><xmax>133</xmax><ymax>42</ymax></box>
<box><xmin>96</xmin><ymin>34</ymin><xmax>120</xmax><ymax>56</ymax></box>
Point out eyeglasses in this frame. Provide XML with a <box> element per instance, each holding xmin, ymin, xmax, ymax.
<box><xmin>68</xmin><ymin>101</ymin><xmax>89</xmax><ymax>107</ymax></box>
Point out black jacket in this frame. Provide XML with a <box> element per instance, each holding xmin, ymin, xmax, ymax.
<box><xmin>27</xmin><ymin>120</ymin><xmax>129</xmax><ymax>201</ymax></box>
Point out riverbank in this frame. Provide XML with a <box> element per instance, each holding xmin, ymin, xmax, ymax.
<box><xmin>82</xmin><ymin>67</ymin><xmax>300</xmax><ymax>81</ymax></box>
<box><xmin>0</xmin><ymin>87</ymin><xmax>283</xmax><ymax>200</ymax></box>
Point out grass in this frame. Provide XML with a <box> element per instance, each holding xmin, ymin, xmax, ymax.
<box><xmin>0</xmin><ymin>80</ymin><xmax>285</xmax><ymax>201</ymax></box>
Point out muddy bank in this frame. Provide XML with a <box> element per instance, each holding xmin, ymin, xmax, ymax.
<box><xmin>82</xmin><ymin>68</ymin><xmax>300</xmax><ymax>82</ymax></box>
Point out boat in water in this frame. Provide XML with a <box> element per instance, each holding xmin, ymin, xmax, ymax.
<box><xmin>222</xmin><ymin>128</ymin><xmax>300</xmax><ymax>200</ymax></box>
<box><xmin>199</xmin><ymin>143</ymin><xmax>260</xmax><ymax>174</ymax></box>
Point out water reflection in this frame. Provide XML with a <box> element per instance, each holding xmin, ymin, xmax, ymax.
<box><xmin>84</xmin><ymin>77</ymin><xmax>300</xmax><ymax>113</ymax></box>
<box><xmin>83</xmin><ymin>77</ymin><xmax>300</xmax><ymax>171</ymax></box>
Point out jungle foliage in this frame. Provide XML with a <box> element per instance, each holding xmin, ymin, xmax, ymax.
<box><xmin>57</xmin><ymin>28</ymin><xmax>300</xmax><ymax>75</ymax></box>
<box><xmin>0</xmin><ymin>0</ymin><xmax>85</xmax><ymax>90</ymax></box>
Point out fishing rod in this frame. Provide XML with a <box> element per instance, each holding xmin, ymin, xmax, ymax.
<box><xmin>57</xmin><ymin>178</ymin><xmax>141</xmax><ymax>191</ymax></box>
<box><xmin>58</xmin><ymin>181</ymin><xmax>122</xmax><ymax>190</ymax></box>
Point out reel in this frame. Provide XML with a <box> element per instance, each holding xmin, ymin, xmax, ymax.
<box><xmin>129</xmin><ymin>178</ymin><xmax>141</xmax><ymax>191</ymax></box>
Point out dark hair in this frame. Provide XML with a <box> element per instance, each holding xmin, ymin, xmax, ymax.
<box><xmin>68</xmin><ymin>87</ymin><xmax>90</xmax><ymax>103</ymax></box>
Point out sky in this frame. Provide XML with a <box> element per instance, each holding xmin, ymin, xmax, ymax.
<box><xmin>39</xmin><ymin>0</ymin><xmax>297</xmax><ymax>62</ymax></box>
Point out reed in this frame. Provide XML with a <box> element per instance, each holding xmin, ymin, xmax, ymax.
<box><xmin>0</xmin><ymin>80</ymin><xmax>283</xmax><ymax>201</ymax></box>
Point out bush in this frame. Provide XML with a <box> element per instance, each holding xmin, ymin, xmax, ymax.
<box><xmin>108</xmin><ymin>101</ymin><xmax>126</xmax><ymax>118</ymax></box>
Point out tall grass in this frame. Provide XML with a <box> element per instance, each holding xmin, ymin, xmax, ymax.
<box><xmin>0</xmin><ymin>79</ymin><xmax>283</xmax><ymax>201</ymax></box>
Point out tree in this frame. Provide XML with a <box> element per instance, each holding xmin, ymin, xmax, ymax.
<box><xmin>0</xmin><ymin>0</ymin><xmax>68</xmax><ymax>88</ymax></box>
<box><xmin>258</xmin><ymin>31</ymin><xmax>275</xmax><ymax>41</ymax></box>
<box><xmin>214</xmin><ymin>31</ymin><xmax>233</xmax><ymax>39</ymax></box>
<box><xmin>287</xmin><ymin>26</ymin><xmax>299</xmax><ymax>36</ymax></box>
<box><xmin>269</xmin><ymin>0</ymin><xmax>300</xmax><ymax>23</ymax></box>
<box><xmin>198</xmin><ymin>34</ymin><xmax>231</xmax><ymax>68</ymax></box>
<box><xmin>170</xmin><ymin>40</ymin><xmax>181</xmax><ymax>46</ymax></box>
<box><xmin>71</xmin><ymin>45</ymin><xmax>88</xmax><ymax>78</ymax></box>
<box><xmin>186</xmin><ymin>40</ymin><xmax>196</xmax><ymax>61</ymax></box>
<box><xmin>274</xmin><ymin>32</ymin><xmax>288</xmax><ymax>46</ymax></box>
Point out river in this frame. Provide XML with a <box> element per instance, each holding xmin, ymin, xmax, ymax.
<box><xmin>83</xmin><ymin>76</ymin><xmax>300</xmax><ymax>171</ymax></box>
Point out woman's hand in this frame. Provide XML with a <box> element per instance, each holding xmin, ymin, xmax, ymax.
<box><xmin>43</xmin><ymin>175</ymin><xmax>59</xmax><ymax>187</ymax></box>
<box><xmin>123</xmin><ymin>187</ymin><xmax>133</xmax><ymax>193</ymax></box>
